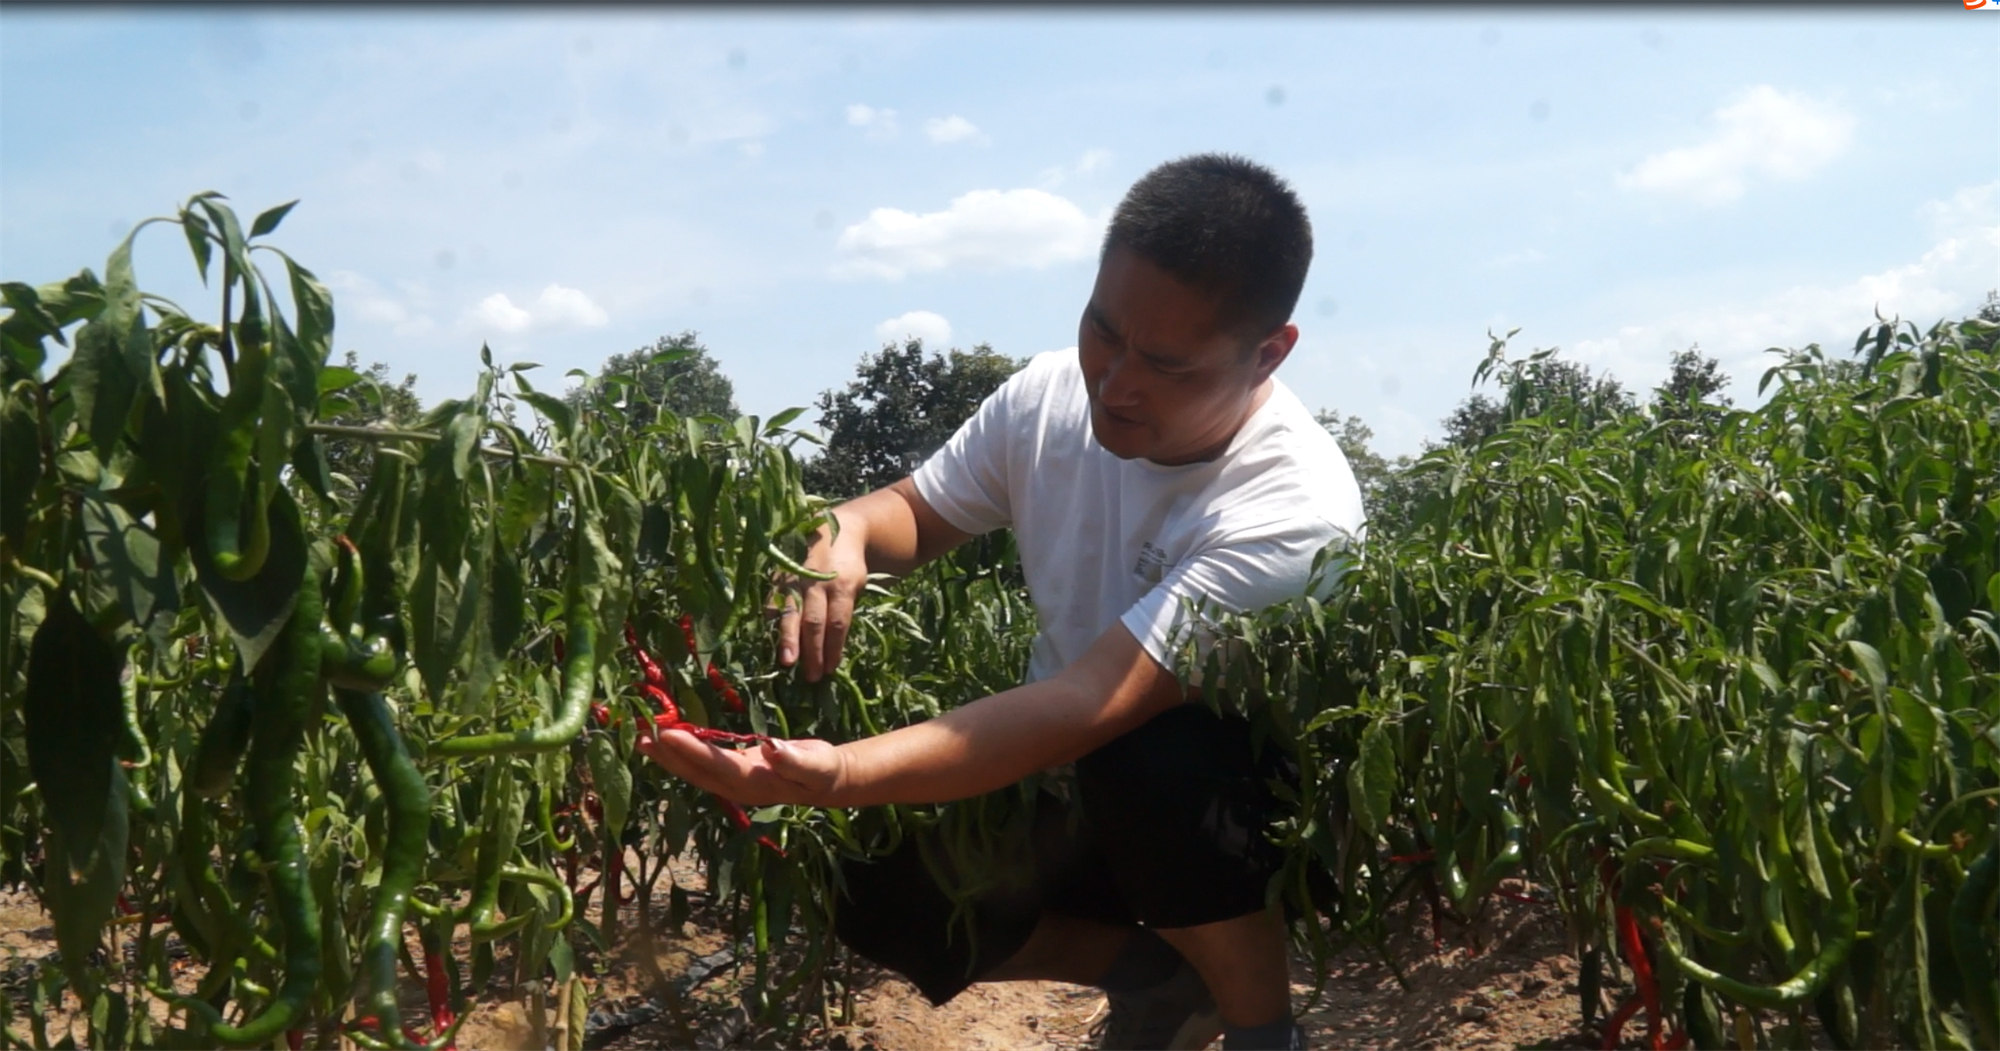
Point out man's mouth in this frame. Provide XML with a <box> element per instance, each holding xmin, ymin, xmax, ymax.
<box><xmin>1101</xmin><ymin>406</ymin><xmax>1143</xmax><ymax>428</ymax></box>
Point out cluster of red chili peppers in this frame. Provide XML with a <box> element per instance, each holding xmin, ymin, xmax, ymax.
<box><xmin>622</xmin><ymin>621</ymin><xmax>784</xmax><ymax>857</ymax></box>
<box><xmin>1598</xmin><ymin>856</ymin><xmax>1687</xmax><ymax>1051</ymax></box>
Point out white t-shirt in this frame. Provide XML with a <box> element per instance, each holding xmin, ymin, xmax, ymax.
<box><xmin>912</xmin><ymin>348</ymin><xmax>1366</xmax><ymax>683</ymax></box>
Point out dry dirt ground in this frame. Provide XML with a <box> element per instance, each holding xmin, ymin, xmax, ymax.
<box><xmin>4</xmin><ymin>854</ymin><xmax>1621</xmax><ymax>1051</ymax></box>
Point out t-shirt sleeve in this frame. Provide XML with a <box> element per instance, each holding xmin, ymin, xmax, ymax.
<box><xmin>909</xmin><ymin>367</ymin><xmax>1024</xmax><ymax>536</ymax></box>
<box><xmin>1119</xmin><ymin>519</ymin><xmax>1359</xmax><ymax>672</ymax></box>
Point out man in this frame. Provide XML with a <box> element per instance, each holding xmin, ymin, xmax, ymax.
<box><xmin>638</xmin><ymin>154</ymin><xmax>1364</xmax><ymax>1051</ymax></box>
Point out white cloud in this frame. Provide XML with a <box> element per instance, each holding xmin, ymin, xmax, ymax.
<box><xmin>1618</xmin><ymin>85</ymin><xmax>1855</xmax><ymax>205</ymax></box>
<box><xmin>326</xmin><ymin>270</ymin><xmax>435</xmax><ymax>337</ymax></box>
<box><xmin>460</xmin><ymin>284</ymin><xmax>608</xmax><ymax>335</ymax></box>
<box><xmin>924</xmin><ymin>115</ymin><xmax>984</xmax><ymax>145</ymax></box>
<box><xmin>846</xmin><ymin>103</ymin><xmax>898</xmax><ymax>140</ymax></box>
<box><xmin>1570</xmin><ymin>182</ymin><xmax>1997</xmax><ymax>396</ymax></box>
<box><xmin>533</xmin><ymin>285</ymin><xmax>609</xmax><ymax>328</ymax></box>
<box><xmin>874</xmin><ymin>310</ymin><xmax>953</xmax><ymax>348</ymax></box>
<box><xmin>1039</xmin><ymin>148</ymin><xmax>1113</xmax><ymax>188</ymax></box>
<box><xmin>466</xmin><ymin>293</ymin><xmax>533</xmax><ymax>334</ymax></box>
<box><xmin>833</xmin><ymin>188</ymin><xmax>1102</xmax><ymax>280</ymax></box>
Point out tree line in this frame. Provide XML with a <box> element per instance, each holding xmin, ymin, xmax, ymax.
<box><xmin>332</xmin><ymin>288</ymin><xmax>2000</xmax><ymax>535</ymax></box>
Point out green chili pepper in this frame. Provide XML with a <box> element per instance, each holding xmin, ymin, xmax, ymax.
<box><xmin>117</xmin><ymin>658</ymin><xmax>153</xmax><ymax>770</ymax></box>
<box><xmin>1658</xmin><ymin>802</ymin><xmax>1857</xmax><ymax>1010</ymax></box>
<box><xmin>161</xmin><ymin>569</ymin><xmax>324</xmax><ymax>1045</ymax></box>
<box><xmin>336</xmin><ymin>688</ymin><xmax>430</xmax><ymax>1050</ymax></box>
<box><xmin>430</xmin><ymin>514</ymin><xmax>610</xmax><ymax>757</ymax></box>
<box><xmin>1660</xmin><ymin>894</ymin><xmax>1751</xmax><ymax>948</ymax></box>
<box><xmin>321</xmin><ymin>628</ymin><xmax>399</xmax><ymax>692</ymax></box>
<box><xmin>461</xmin><ymin>761</ymin><xmax>527</xmax><ymax>942</ymax></box>
<box><xmin>204</xmin><ymin>286</ymin><xmax>272</xmax><ymax>582</ymax></box>
<box><xmin>189</xmin><ymin>673</ymin><xmax>254</xmax><ymax>800</ymax></box>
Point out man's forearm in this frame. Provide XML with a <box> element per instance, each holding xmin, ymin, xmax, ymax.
<box><xmin>834</xmin><ymin>477</ymin><xmax>965</xmax><ymax>577</ymax></box>
<box><xmin>824</xmin><ymin>674</ymin><xmax>1166</xmax><ymax>807</ymax></box>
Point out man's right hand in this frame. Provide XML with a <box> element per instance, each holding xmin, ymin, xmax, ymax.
<box><xmin>776</xmin><ymin>477</ymin><xmax>975</xmax><ymax>682</ymax></box>
<box><xmin>777</xmin><ymin>507</ymin><xmax>871</xmax><ymax>682</ymax></box>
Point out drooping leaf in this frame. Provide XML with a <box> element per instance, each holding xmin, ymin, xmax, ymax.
<box><xmin>1348</xmin><ymin>717</ymin><xmax>1396</xmax><ymax>837</ymax></box>
<box><xmin>23</xmin><ymin>592</ymin><xmax>124</xmax><ymax>877</ymax></box>
<box><xmin>586</xmin><ymin>731</ymin><xmax>632</xmax><ymax>844</ymax></box>
<box><xmin>80</xmin><ymin>492</ymin><xmax>176</xmax><ymax>632</ymax></box>
<box><xmin>42</xmin><ymin>763</ymin><xmax>126</xmax><ymax>1000</ymax></box>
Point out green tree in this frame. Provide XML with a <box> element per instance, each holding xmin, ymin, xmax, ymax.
<box><xmin>802</xmin><ymin>338</ymin><xmax>1022</xmax><ymax>500</ymax></box>
<box><xmin>1313</xmin><ymin>408</ymin><xmax>1406</xmax><ymax>516</ymax></box>
<box><xmin>579</xmin><ymin>331</ymin><xmax>738</xmax><ymax>429</ymax></box>
<box><xmin>322</xmin><ymin>349</ymin><xmax>423</xmax><ymax>485</ymax></box>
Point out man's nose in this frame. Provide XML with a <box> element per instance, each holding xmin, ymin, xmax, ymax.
<box><xmin>1098</xmin><ymin>351</ymin><xmax>1142</xmax><ymax>407</ymax></box>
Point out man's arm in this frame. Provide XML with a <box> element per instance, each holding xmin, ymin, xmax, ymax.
<box><xmin>636</xmin><ymin>620</ymin><xmax>1193</xmax><ymax>807</ymax></box>
<box><xmin>780</xmin><ymin>477</ymin><xmax>974</xmax><ymax>681</ymax></box>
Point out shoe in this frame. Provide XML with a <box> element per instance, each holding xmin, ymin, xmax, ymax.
<box><xmin>1092</xmin><ymin>960</ymin><xmax>1225</xmax><ymax>1050</ymax></box>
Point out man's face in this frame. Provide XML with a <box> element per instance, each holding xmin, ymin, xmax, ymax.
<box><xmin>1078</xmin><ymin>245</ymin><xmax>1296</xmax><ymax>465</ymax></box>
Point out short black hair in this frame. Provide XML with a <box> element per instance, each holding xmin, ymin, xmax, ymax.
<box><xmin>1103</xmin><ymin>153</ymin><xmax>1313</xmax><ymax>340</ymax></box>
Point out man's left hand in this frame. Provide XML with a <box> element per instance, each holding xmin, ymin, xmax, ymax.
<box><xmin>635</xmin><ymin>720</ymin><xmax>849</xmax><ymax>807</ymax></box>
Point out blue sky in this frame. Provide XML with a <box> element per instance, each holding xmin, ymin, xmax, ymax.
<box><xmin>4</xmin><ymin>8</ymin><xmax>1995</xmax><ymax>457</ymax></box>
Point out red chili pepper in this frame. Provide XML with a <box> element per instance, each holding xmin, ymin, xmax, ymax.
<box><xmin>679</xmin><ymin>613</ymin><xmax>698</xmax><ymax>655</ymax></box>
<box><xmin>590</xmin><ymin>702</ymin><xmax>610</xmax><ymax>728</ymax></box>
<box><xmin>423</xmin><ymin>942</ymin><xmax>456</xmax><ymax>1050</ymax></box>
<box><xmin>1600</xmin><ymin>991</ymin><xmax>1643</xmax><ymax>1051</ymax></box>
<box><xmin>705</xmin><ymin>663</ymin><xmax>745</xmax><ymax>712</ymax></box>
<box><xmin>285</xmin><ymin>1029</ymin><xmax>303</xmax><ymax>1051</ymax></box>
<box><xmin>625</xmin><ymin>622</ymin><xmax>665</xmax><ymax>687</ymax></box>
<box><xmin>552</xmin><ymin>635</ymin><xmax>565</xmax><ymax>665</ymax></box>
<box><xmin>642</xmin><ymin>683</ymin><xmax>679</xmax><ymax>723</ymax></box>
<box><xmin>717</xmin><ymin>797</ymin><xmax>785</xmax><ymax>856</ymax></box>
<box><xmin>654</xmin><ymin>716</ymin><xmax>766</xmax><ymax>747</ymax></box>
<box><xmin>1616</xmin><ymin>905</ymin><xmax>1664</xmax><ymax>1051</ymax></box>
<box><xmin>1388</xmin><ymin>850</ymin><xmax>1436</xmax><ymax>865</ymax></box>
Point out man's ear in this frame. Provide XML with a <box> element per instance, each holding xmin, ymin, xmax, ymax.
<box><xmin>1251</xmin><ymin>323</ymin><xmax>1299</xmax><ymax>381</ymax></box>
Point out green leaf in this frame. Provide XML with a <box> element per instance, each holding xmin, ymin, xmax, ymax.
<box><xmin>23</xmin><ymin>593</ymin><xmax>124</xmax><ymax>877</ymax></box>
<box><xmin>1</xmin><ymin>381</ymin><xmax>43</xmax><ymax>542</ymax></box>
<box><xmin>1348</xmin><ymin>718</ymin><xmax>1396</xmax><ymax>837</ymax></box>
<box><xmin>249</xmin><ymin>199</ymin><xmax>299</xmax><ymax>238</ymax></box>
<box><xmin>290</xmin><ymin>431</ymin><xmax>333</xmax><ymax>502</ymax></box>
<box><xmin>489</xmin><ymin>538</ymin><xmax>525</xmax><ymax>657</ymax></box>
<box><xmin>43</xmin><ymin>763</ymin><xmax>126</xmax><ymax>1001</ymax></box>
<box><xmin>1845</xmin><ymin>640</ymin><xmax>1889</xmax><ymax>703</ymax></box>
<box><xmin>180</xmin><ymin>208</ymin><xmax>213</xmax><ymax>284</ymax></box>
<box><xmin>518</xmin><ymin>391</ymin><xmax>574</xmax><ymax>447</ymax></box>
<box><xmin>761</xmin><ymin>406</ymin><xmax>807</xmax><ymax>435</ymax></box>
<box><xmin>586</xmin><ymin>732</ymin><xmax>631</xmax><ymax>844</ymax></box>
<box><xmin>0</xmin><ymin>283</ymin><xmax>67</xmax><ymax>345</ymax></box>
<box><xmin>410</xmin><ymin>553</ymin><xmax>468</xmax><ymax>703</ymax></box>
<box><xmin>190</xmin><ymin>486</ymin><xmax>308</xmax><ymax>671</ymax></box>
<box><xmin>68</xmin><ymin>316</ymin><xmax>139</xmax><ymax>458</ymax></box>
<box><xmin>80</xmin><ymin>492</ymin><xmax>176</xmax><ymax>632</ymax></box>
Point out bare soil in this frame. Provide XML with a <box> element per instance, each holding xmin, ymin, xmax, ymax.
<box><xmin>5</xmin><ymin>858</ymin><xmax>1616</xmax><ymax>1050</ymax></box>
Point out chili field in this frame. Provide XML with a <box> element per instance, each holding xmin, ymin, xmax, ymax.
<box><xmin>1</xmin><ymin>198</ymin><xmax>1995</xmax><ymax>1050</ymax></box>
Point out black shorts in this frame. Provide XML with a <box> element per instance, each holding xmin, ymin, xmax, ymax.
<box><xmin>832</xmin><ymin>702</ymin><xmax>1296</xmax><ymax>1006</ymax></box>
